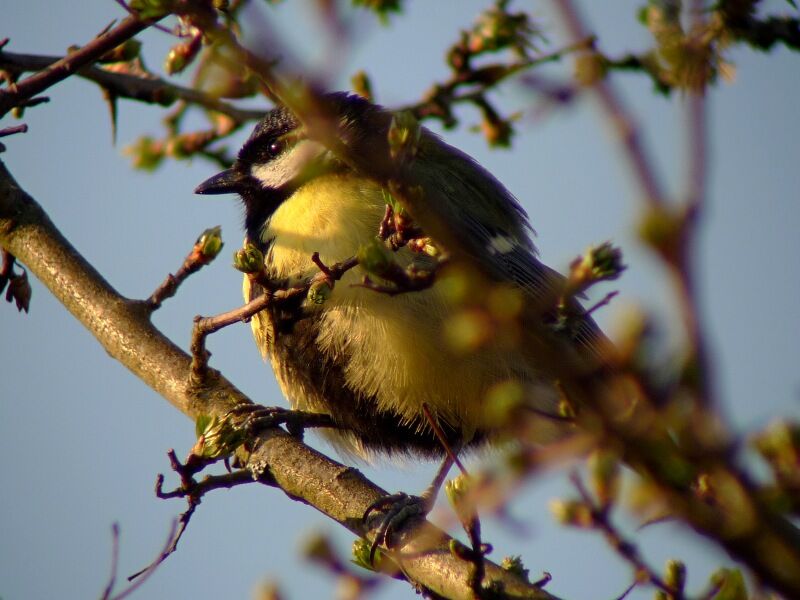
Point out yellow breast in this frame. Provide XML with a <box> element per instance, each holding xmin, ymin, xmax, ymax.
<box><xmin>244</xmin><ymin>173</ymin><xmax>557</xmax><ymax>454</ymax></box>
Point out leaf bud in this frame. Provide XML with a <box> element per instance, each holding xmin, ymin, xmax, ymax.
<box><xmin>233</xmin><ymin>243</ymin><xmax>265</xmax><ymax>274</ymax></box>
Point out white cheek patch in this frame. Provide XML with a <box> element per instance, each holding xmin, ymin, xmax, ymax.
<box><xmin>488</xmin><ymin>234</ymin><xmax>518</xmax><ymax>255</ymax></box>
<box><xmin>250</xmin><ymin>140</ymin><xmax>326</xmax><ymax>189</ymax></box>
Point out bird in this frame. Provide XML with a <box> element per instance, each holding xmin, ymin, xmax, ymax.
<box><xmin>195</xmin><ymin>91</ymin><xmax>603</xmax><ymax>544</ymax></box>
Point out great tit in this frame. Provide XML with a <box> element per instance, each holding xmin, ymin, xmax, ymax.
<box><xmin>195</xmin><ymin>92</ymin><xmax>601</xmax><ymax>492</ymax></box>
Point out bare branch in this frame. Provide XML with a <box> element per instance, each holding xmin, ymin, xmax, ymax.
<box><xmin>0</xmin><ymin>158</ymin><xmax>558</xmax><ymax>600</ymax></box>
<box><xmin>147</xmin><ymin>226</ymin><xmax>223</xmax><ymax>310</ymax></box>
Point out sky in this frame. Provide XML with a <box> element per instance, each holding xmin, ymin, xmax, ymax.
<box><xmin>1</xmin><ymin>1</ymin><xmax>799</xmax><ymax>599</ymax></box>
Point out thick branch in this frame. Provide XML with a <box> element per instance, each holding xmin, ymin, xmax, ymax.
<box><xmin>0</xmin><ymin>159</ymin><xmax>557</xmax><ymax>600</ymax></box>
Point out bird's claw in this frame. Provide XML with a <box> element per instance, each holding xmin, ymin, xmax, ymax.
<box><xmin>227</xmin><ymin>404</ymin><xmax>333</xmax><ymax>438</ymax></box>
<box><xmin>363</xmin><ymin>492</ymin><xmax>431</xmax><ymax>565</ymax></box>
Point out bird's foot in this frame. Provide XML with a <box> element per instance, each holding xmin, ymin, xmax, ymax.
<box><xmin>227</xmin><ymin>404</ymin><xmax>335</xmax><ymax>439</ymax></box>
<box><xmin>363</xmin><ymin>492</ymin><xmax>433</xmax><ymax>564</ymax></box>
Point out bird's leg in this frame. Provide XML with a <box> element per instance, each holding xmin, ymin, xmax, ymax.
<box><xmin>363</xmin><ymin>451</ymin><xmax>457</xmax><ymax>564</ymax></box>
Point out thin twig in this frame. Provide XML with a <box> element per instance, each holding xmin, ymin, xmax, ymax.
<box><xmin>111</xmin><ymin>519</ymin><xmax>177</xmax><ymax>600</ymax></box>
<box><xmin>128</xmin><ymin>450</ymin><xmax>260</xmax><ymax>582</ymax></box>
<box><xmin>147</xmin><ymin>230</ymin><xmax>221</xmax><ymax>310</ymax></box>
<box><xmin>675</xmin><ymin>0</ymin><xmax>715</xmax><ymax>410</ymax></box>
<box><xmin>0</xmin><ymin>124</ymin><xmax>27</xmax><ymax>137</ymax></box>
<box><xmin>569</xmin><ymin>471</ymin><xmax>679</xmax><ymax>598</ymax></box>
<box><xmin>584</xmin><ymin>290</ymin><xmax>619</xmax><ymax>318</ymax></box>
<box><xmin>402</xmin><ymin>36</ymin><xmax>595</xmax><ymax>121</ymax></box>
<box><xmin>100</xmin><ymin>523</ymin><xmax>121</xmax><ymax>600</ymax></box>
<box><xmin>190</xmin><ymin>254</ymin><xmax>359</xmax><ymax>379</ymax></box>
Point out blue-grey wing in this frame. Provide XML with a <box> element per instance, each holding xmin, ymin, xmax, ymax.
<box><xmin>413</xmin><ymin>131</ymin><xmax>606</xmax><ymax>358</ymax></box>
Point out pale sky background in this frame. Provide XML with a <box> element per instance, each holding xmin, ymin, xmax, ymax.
<box><xmin>1</xmin><ymin>1</ymin><xmax>799</xmax><ymax>599</ymax></box>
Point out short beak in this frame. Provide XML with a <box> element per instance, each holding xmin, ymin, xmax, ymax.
<box><xmin>194</xmin><ymin>168</ymin><xmax>247</xmax><ymax>195</ymax></box>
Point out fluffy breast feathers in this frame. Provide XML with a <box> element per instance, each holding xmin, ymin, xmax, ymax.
<box><xmin>242</xmin><ymin>173</ymin><xmax>560</xmax><ymax>454</ymax></box>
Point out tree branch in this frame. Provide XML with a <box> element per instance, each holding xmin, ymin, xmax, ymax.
<box><xmin>0</xmin><ymin>14</ymin><xmax>162</xmax><ymax>118</ymax></box>
<box><xmin>0</xmin><ymin>50</ymin><xmax>265</xmax><ymax>123</ymax></box>
<box><xmin>0</xmin><ymin>159</ymin><xmax>558</xmax><ymax>600</ymax></box>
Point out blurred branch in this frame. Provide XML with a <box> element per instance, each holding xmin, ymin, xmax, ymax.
<box><xmin>401</xmin><ymin>36</ymin><xmax>594</xmax><ymax>135</ymax></box>
<box><xmin>551</xmin><ymin>0</ymin><xmax>667</xmax><ymax>208</ymax></box>
<box><xmin>0</xmin><ymin>158</ymin><xmax>558</xmax><ymax>600</ymax></box>
<box><xmin>675</xmin><ymin>0</ymin><xmax>717</xmax><ymax>416</ymax></box>
<box><xmin>717</xmin><ymin>0</ymin><xmax>800</xmax><ymax>51</ymax></box>
<box><xmin>545</xmin><ymin>3</ymin><xmax>800</xmax><ymax>595</ymax></box>
<box><xmin>100</xmin><ymin>521</ymin><xmax>178</xmax><ymax>600</ymax></box>
<box><xmin>567</xmin><ymin>471</ymin><xmax>678</xmax><ymax>598</ymax></box>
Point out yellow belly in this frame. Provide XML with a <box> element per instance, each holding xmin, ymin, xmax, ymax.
<box><xmin>243</xmin><ymin>174</ymin><xmax>558</xmax><ymax>458</ymax></box>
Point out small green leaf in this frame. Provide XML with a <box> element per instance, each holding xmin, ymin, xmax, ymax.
<box><xmin>709</xmin><ymin>568</ymin><xmax>748</xmax><ymax>600</ymax></box>
<box><xmin>195</xmin><ymin>414</ymin><xmax>213</xmax><ymax>438</ymax></box>
<box><xmin>351</xmin><ymin>538</ymin><xmax>378</xmax><ymax>571</ymax></box>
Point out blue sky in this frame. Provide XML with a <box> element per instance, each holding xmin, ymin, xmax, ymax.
<box><xmin>1</xmin><ymin>1</ymin><xmax>799</xmax><ymax>599</ymax></box>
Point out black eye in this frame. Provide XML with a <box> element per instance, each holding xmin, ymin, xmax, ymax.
<box><xmin>268</xmin><ymin>140</ymin><xmax>283</xmax><ymax>156</ymax></box>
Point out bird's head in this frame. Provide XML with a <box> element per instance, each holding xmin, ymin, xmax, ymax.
<box><xmin>195</xmin><ymin>93</ymin><xmax>374</xmax><ymax>240</ymax></box>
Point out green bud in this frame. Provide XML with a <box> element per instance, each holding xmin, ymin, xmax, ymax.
<box><xmin>588</xmin><ymin>449</ymin><xmax>620</xmax><ymax>507</ymax></box>
<box><xmin>307</xmin><ymin>279</ymin><xmax>332</xmax><ymax>305</ymax></box>
<box><xmin>589</xmin><ymin>242</ymin><xmax>625</xmax><ymax>279</ymax></box>
<box><xmin>448</xmin><ymin>538</ymin><xmax>471</xmax><ymax>560</ymax></box>
<box><xmin>195</xmin><ymin>414</ymin><xmax>214</xmax><ymax>438</ymax></box>
<box><xmin>570</xmin><ymin>242</ymin><xmax>625</xmax><ymax>284</ymax></box>
<box><xmin>99</xmin><ymin>39</ymin><xmax>142</xmax><ymax>63</ymax></box>
<box><xmin>302</xmin><ymin>532</ymin><xmax>335</xmax><ymax>564</ymax></box>
<box><xmin>197</xmin><ymin>226</ymin><xmax>224</xmax><ymax>260</ymax></box>
<box><xmin>500</xmin><ymin>556</ymin><xmax>529</xmax><ymax>581</ymax></box>
<box><xmin>479</xmin><ymin>113</ymin><xmax>514</xmax><ymax>148</ymax></box>
<box><xmin>638</xmin><ymin>206</ymin><xmax>683</xmax><ymax>258</ymax></box>
<box><xmin>357</xmin><ymin>237</ymin><xmax>394</xmax><ymax>278</ymax></box>
<box><xmin>129</xmin><ymin>0</ymin><xmax>174</xmax><ymax>19</ymax></box>
<box><xmin>193</xmin><ymin>413</ymin><xmax>245</xmax><ymax>459</ymax></box>
<box><xmin>387</xmin><ymin>110</ymin><xmax>421</xmax><ymax>161</ymax></box>
<box><xmin>351</xmin><ymin>70</ymin><xmax>373</xmax><ymax>100</ymax></box>
<box><xmin>574</xmin><ymin>52</ymin><xmax>608</xmax><ymax>86</ymax></box>
<box><xmin>164</xmin><ymin>35</ymin><xmax>202</xmax><ymax>76</ymax></box>
<box><xmin>233</xmin><ymin>243</ymin><xmax>264</xmax><ymax>274</ymax></box>
<box><xmin>124</xmin><ymin>136</ymin><xmax>165</xmax><ymax>171</ymax></box>
<box><xmin>752</xmin><ymin>420</ymin><xmax>800</xmax><ymax>482</ymax></box>
<box><xmin>664</xmin><ymin>559</ymin><xmax>686</xmax><ymax>593</ymax></box>
<box><xmin>708</xmin><ymin>568</ymin><xmax>747</xmax><ymax>600</ymax></box>
<box><xmin>445</xmin><ymin>474</ymin><xmax>476</xmax><ymax>525</ymax></box>
<box><xmin>549</xmin><ymin>499</ymin><xmax>593</xmax><ymax>527</ymax></box>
